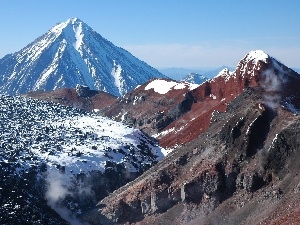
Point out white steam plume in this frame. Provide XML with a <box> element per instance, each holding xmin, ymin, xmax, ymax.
<box><xmin>45</xmin><ymin>169</ymin><xmax>89</xmax><ymax>225</ymax></box>
<box><xmin>259</xmin><ymin>68</ymin><xmax>287</xmax><ymax>110</ymax></box>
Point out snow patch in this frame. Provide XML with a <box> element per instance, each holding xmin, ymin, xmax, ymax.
<box><xmin>174</xmin><ymin>83</ymin><xmax>187</xmax><ymax>90</ymax></box>
<box><xmin>214</xmin><ymin>68</ymin><xmax>234</xmax><ymax>82</ymax></box>
<box><xmin>145</xmin><ymin>79</ymin><xmax>192</xmax><ymax>94</ymax></box>
<box><xmin>188</xmin><ymin>83</ymin><xmax>200</xmax><ymax>90</ymax></box>
<box><xmin>245</xmin><ymin>50</ymin><xmax>269</xmax><ymax>64</ymax></box>
<box><xmin>145</xmin><ymin>79</ymin><xmax>179</xmax><ymax>94</ymax></box>
<box><xmin>135</xmin><ymin>84</ymin><xmax>141</xmax><ymax>90</ymax></box>
<box><xmin>0</xmin><ymin>96</ymin><xmax>164</xmax><ymax>177</ymax></box>
<box><xmin>246</xmin><ymin>117</ymin><xmax>258</xmax><ymax>135</ymax></box>
<box><xmin>210</xmin><ymin>94</ymin><xmax>217</xmax><ymax>100</ymax></box>
<box><xmin>152</xmin><ymin>127</ymin><xmax>175</xmax><ymax>139</ymax></box>
<box><xmin>268</xmin><ymin>134</ymin><xmax>278</xmax><ymax>152</ymax></box>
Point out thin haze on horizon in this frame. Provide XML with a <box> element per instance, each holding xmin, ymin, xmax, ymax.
<box><xmin>0</xmin><ymin>0</ymin><xmax>299</xmax><ymax>69</ymax></box>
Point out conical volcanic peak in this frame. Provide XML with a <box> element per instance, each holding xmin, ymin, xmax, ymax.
<box><xmin>0</xmin><ymin>18</ymin><xmax>165</xmax><ymax>96</ymax></box>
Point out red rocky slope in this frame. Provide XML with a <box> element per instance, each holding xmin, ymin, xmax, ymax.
<box><xmin>24</xmin><ymin>85</ymin><xmax>117</xmax><ymax>111</ymax></box>
<box><xmin>82</xmin><ymin>81</ymin><xmax>300</xmax><ymax>225</ymax></box>
<box><xmin>102</xmin><ymin>78</ymin><xmax>199</xmax><ymax>136</ymax></box>
<box><xmin>103</xmin><ymin>50</ymin><xmax>300</xmax><ymax>149</ymax></box>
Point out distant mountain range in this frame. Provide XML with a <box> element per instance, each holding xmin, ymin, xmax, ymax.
<box><xmin>181</xmin><ymin>73</ymin><xmax>208</xmax><ymax>84</ymax></box>
<box><xmin>0</xmin><ymin>18</ymin><xmax>165</xmax><ymax>96</ymax></box>
<box><xmin>159</xmin><ymin>66</ymin><xmax>234</xmax><ymax>80</ymax></box>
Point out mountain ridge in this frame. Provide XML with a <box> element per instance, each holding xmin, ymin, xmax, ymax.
<box><xmin>81</xmin><ymin>51</ymin><xmax>300</xmax><ymax>225</ymax></box>
<box><xmin>98</xmin><ymin>50</ymin><xmax>300</xmax><ymax>149</ymax></box>
<box><xmin>2</xmin><ymin>49</ymin><xmax>300</xmax><ymax>224</ymax></box>
<box><xmin>24</xmin><ymin>50</ymin><xmax>300</xmax><ymax>149</ymax></box>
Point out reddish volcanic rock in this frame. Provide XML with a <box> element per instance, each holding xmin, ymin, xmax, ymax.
<box><xmin>82</xmin><ymin>85</ymin><xmax>300</xmax><ymax>225</ymax></box>
<box><xmin>102</xmin><ymin>78</ymin><xmax>198</xmax><ymax>135</ymax></box>
<box><xmin>25</xmin><ymin>50</ymin><xmax>300</xmax><ymax>151</ymax></box>
<box><xmin>157</xmin><ymin>64</ymin><xmax>259</xmax><ymax>148</ymax></box>
<box><xmin>24</xmin><ymin>87</ymin><xmax>117</xmax><ymax>111</ymax></box>
<box><xmin>155</xmin><ymin>50</ymin><xmax>300</xmax><ymax>148</ymax></box>
<box><xmin>72</xmin><ymin>50</ymin><xmax>300</xmax><ymax>225</ymax></box>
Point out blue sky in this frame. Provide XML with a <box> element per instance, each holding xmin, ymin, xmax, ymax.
<box><xmin>1</xmin><ymin>0</ymin><xmax>299</xmax><ymax>68</ymax></box>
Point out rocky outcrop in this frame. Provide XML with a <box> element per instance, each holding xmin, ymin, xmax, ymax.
<box><xmin>75</xmin><ymin>84</ymin><xmax>91</xmax><ymax>97</ymax></box>
<box><xmin>102</xmin><ymin>79</ymin><xmax>196</xmax><ymax>135</ymax></box>
<box><xmin>82</xmin><ymin>83</ymin><xmax>300</xmax><ymax>224</ymax></box>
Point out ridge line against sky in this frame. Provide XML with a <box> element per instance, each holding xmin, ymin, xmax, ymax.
<box><xmin>0</xmin><ymin>0</ymin><xmax>299</xmax><ymax>68</ymax></box>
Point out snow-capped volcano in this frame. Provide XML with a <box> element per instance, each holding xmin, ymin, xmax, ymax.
<box><xmin>0</xmin><ymin>18</ymin><xmax>165</xmax><ymax>96</ymax></box>
<box><xmin>181</xmin><ymin>72</ymin><xmax>208</xmax><ymax>84</ymax></box>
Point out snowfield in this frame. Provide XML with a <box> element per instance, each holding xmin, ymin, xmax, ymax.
<box><xmin>144</xmin><ymin>79</ymin><xmax>198</xmax><ymax>94</ymax></box>
<box><xmin>0</xmin><ymin>95</ymin><xmax>164</xmax><ymax>177</ymax></box>
<box><xmin>0</xmin><ymin>95</ymin><xmax>165</xmax><ymax>224</ymax></box>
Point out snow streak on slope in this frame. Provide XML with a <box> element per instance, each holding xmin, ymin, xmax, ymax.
<box><xmin>73</xmin><ymin>18</ymin><xmax>84</xmax><ymax>53</ymax></box>
<box><xmin>111</xmin><ymin>60</ymin><xmax>124</xmax><ymax>96</ymax></box>
<box><xmin>0</xmin><ymin>18</ymin><xmax>165</xmax><ymax>96</ymax></box>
